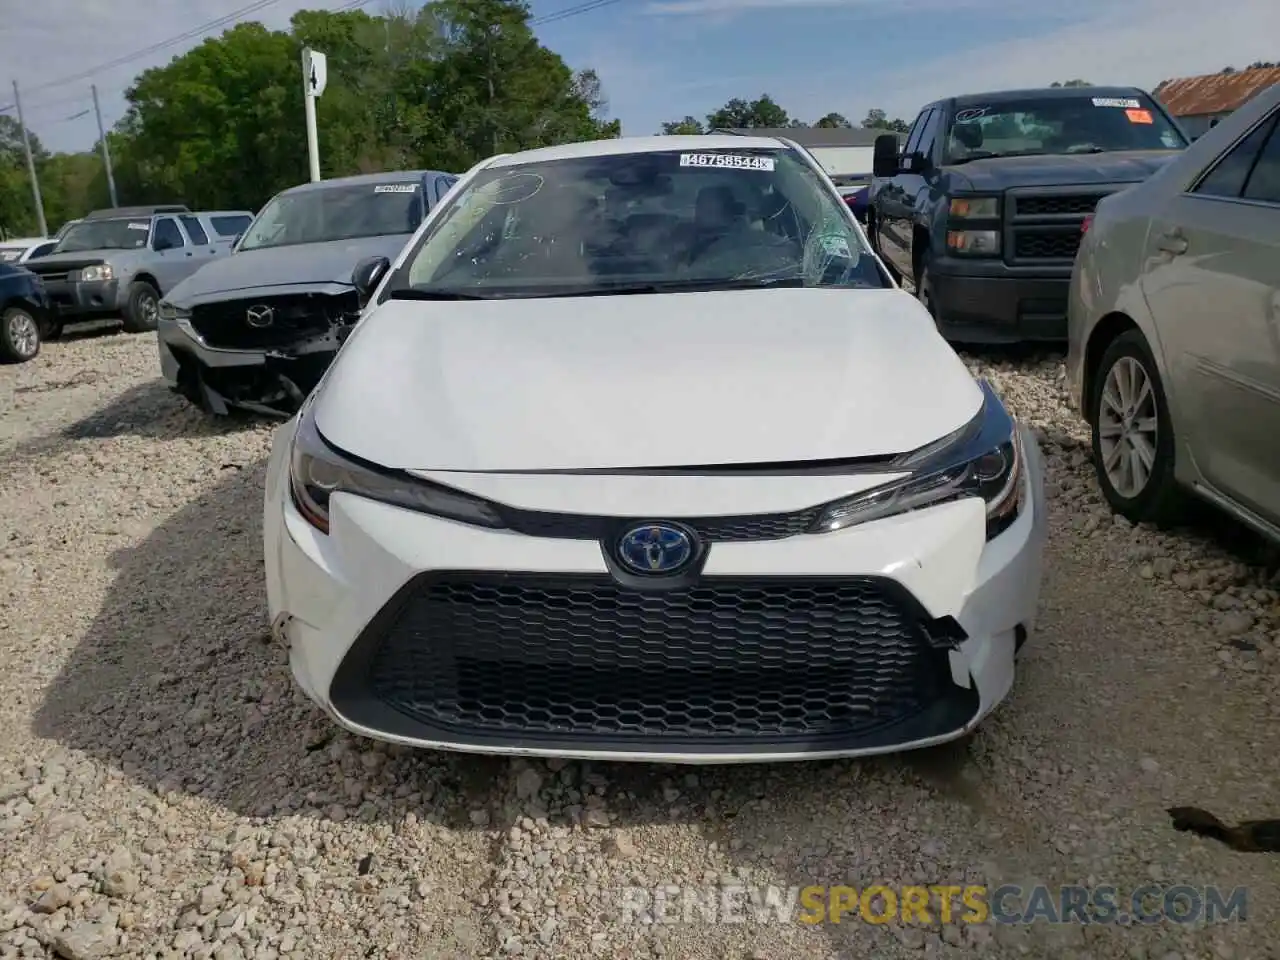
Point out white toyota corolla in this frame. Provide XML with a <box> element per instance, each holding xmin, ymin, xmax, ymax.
<box><xmin>263</xmin><ymin>135</ymin><xmax>1048</xmax><ymax>764</ymax></box>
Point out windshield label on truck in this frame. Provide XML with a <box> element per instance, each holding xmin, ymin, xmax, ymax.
<box><xmin>679</xmin><ymin>153</ymin><xmax>775</xmax><ymax>171</ymax></box>
<box><xmin>1125</xmin><ymin>108</ymin><xmax>1154</xmax><ymax>124</ymax></box>
<box><xmin>1092</xmin><ymin>97</ymin><xmax>1142</xmax><ymax>108</ymax></box>
<box><xmin>127</xmin><ymin>222</ymin><xmax>149</xmax><ymax>231</ymax></box>
<box><xmin>955</xmin><ymin>107</ymin><xmax>988</xmax><ymax>122</ymax></box>
<box><xmin>373</xmin><ymin>183</ymin><xmax>418</xmax><ymax>193</ymax></box>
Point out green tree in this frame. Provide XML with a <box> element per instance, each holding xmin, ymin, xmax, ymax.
<box><xmin>860</xmin><ymin>108</ymin><xmax>909</xmax><ymax>133</ymax></box>
<box><xmin>815</xmin><ymin>112</ymin><xmax>851</xmax><ymax>128</ymax></box>
<box><xmin>706</xmin><ymin>94</ymin><xmax>790</xmax><ymax>129</ymax></box>
<box><xmin>0</xmin><ymin>115</ymin><xmax>45</xmax><ymax>238</ymax></box>
<box><xmin>661</xmin><ymin>116</ymin><xmax>705</xmax><ymax>135</ymax></box>
<box><xmin>104</xmin><ymin>1</ymin><xmax>618</xmax><ymax>209</ymax></box>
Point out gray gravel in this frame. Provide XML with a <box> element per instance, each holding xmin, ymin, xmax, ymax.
<box><xmin>2</xmin><ymin>330</ymin><xmax>1279</xmax><ymax>959</ymax></box>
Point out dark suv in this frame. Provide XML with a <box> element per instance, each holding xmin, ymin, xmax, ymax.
<box><xmin>866</xmin><ymin>86</ymin><xmax>1188</xmax><ymax>343</ymax></box>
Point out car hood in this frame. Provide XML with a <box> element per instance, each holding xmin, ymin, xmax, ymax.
<box><xmin>26</xmin><ymin>248</ymin><xmax>141</xmax><ymax>268</ymax></box>
<box><xmin>167</xmin><ymin>234</ymin><xmax>412</xmax><ymax>305</ymax></box>
<box><xmin>947</xmin><ymin>149</ymin><xmax>1182</xmax><ymax>191</ymax></box>
<box><xmin>312</xmin><ymin>287</ymin><xmax>985</xmax><ymax>472</ymax></box>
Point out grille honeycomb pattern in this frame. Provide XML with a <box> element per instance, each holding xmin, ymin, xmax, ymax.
<box><xmin>1014</xmin><ymin>231</ymin><xmax>1082</xmax><ymax>260</ymax></box>
<box><xmin>497</xmin><ymin>506</ymin><xmax>821</xmax><ymax>542</ymax></box>
<box><xmin>1014</xmin><ymin>194</ymin><xmax>1105</xmax><ymax>216</ymax></box>
<box><xmin>364</xmin><ymin>574</ymin><xmax>949</xmax><ymax>741</ymax></box>
<box><xmin>190</xmin><ymin>291</ymin><xmax>359</xmax><ymax>350</ymax></box>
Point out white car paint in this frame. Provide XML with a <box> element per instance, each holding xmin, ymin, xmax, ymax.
<box><xmin>264</xmin><ymin>134</ymin><xmax>1048</xmax><ymax>763</ymax></box>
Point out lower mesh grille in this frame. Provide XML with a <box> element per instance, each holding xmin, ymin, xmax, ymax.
<box><xmin>343</xmin><ymin>573</ymin><xmax>959</xmax><ymax>743</ymax></box>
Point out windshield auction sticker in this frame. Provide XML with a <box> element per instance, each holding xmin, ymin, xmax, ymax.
<box><xmin>373</xmin><ymin>184</ymin><xmax>418</xmax><ymax>193</ymax></box>
<box><xmin>1092</xmin><ymin>97</ymin><xmax>1142</xmax><ymax>109</ymax></box>
<box><xmin>1125</xmin><ymin>108</ymin><xmax>1154</xmax><ymax>124</ymax></box>
<box><xmin>679</xmin><ymin>153</ymin><xmax>776</xmax><ymax>171</ymax></box>
<box><xmin>127</xmin><ymin>222</ymin><xmax>150</xmax><ymax>231</ymax></box>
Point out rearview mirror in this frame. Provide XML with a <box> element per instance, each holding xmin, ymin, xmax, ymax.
<box><xmin>352</xmin><ymin>256</ymin><xmax>391</xmax><ymax>303</ymax></box>
<box><xmin>873</xmin><ymin>134</ymin><xmax>901</xmax><ymax>178</ymax></box>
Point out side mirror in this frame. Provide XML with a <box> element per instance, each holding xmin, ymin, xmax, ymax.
<box><xmin>352</xmin><ymin>256</ymin><xmax>391</xmax><ymax>302</ymax></box>
<box><xmin>873</xmin><ymin>134</ymin><xmax>901</xmax><ymax>178</ymax></box>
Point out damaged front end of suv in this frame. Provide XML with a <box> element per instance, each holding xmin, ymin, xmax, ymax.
<box><xmin>159</xmin><ymin>286</ymin><xmax>363</xmax><ymax>417</ymax></box>
<box><xmin>157</xmin><ymin>169</ymin><xmax>460</xmax><ymax>417</ymax></box>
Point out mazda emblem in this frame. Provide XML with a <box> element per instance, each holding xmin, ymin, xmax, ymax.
<box><xmin>245</xmin><ymin>304</ymin><xmax>274</xmax><ymax>328</ymax></box>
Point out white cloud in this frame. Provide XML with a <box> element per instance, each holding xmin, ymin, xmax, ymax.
<box><xmin>643</xmin><ymin>0</ymin><xmax>1030</xmax><ymax>16</ymax></box>
<box><xmin>840</xmin><ymin>0</ymin><xmax>1280</xmax><ymax>123</ymax></box>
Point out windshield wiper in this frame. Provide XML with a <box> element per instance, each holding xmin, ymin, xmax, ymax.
<box><xmin>389</xmin><ymin>288</ymin><xmax>494</xmax><ymax>301</ymax></box>
<box><xmin>554</xmin><ymin>277</ymin><xmax>808</xmax><ymax>297</ymax></box>
<box><xmin>949</xmin><ymin>150</ymin><xmax>1049</xmax><ymax>165</ymax></box>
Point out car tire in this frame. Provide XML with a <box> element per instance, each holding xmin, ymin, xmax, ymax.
<box><xmin>122</xmin><ymin>280</ymin><xmax>160</xmax><ymax>333</ymax></box>
<box><xmin>1089</xmin><ymin>328</ymin><xmax>1186</xmax><ymax>525</ymax></box>
<box><xmin>0</xmin><ymin>306</ymin><xmax>42</xmax><ymax>363</ymax></box>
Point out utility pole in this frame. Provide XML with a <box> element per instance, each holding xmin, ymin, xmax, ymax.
<box><xmin>487</xmin><ymin>26</ymin><xmax>498</xmax><ymax>156</ymax></box>
<box><xmin>11</xmin><ymin>80</ymin><xmax>48</xmax><ymax>238</ymax></box>
<box><xmin>91</xmin><ymin>84</ymin><xmax>119</xmax><ymax>207</ymax></box>
<box><xmin>301</xmin><ymin>47</ymin><xmax>327</xmax><ymax>182</ymax></box>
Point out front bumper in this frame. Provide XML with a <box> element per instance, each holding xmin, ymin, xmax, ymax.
<box><xmin>264</xmin><ymin>422</ymin><xmax>1049</xmax><ymax>763</ymax></box>
<box><xmin>930</xmin><ymin>257</ymin><xmax>1072</xmax><ymax>344</ymax></box>
<box><xmin>40</xmin><ymin>277</ymin><xmax>123</xmax><ymax>319</ymax></box>
<box><xmin>158</xmin><ymin>318</ymin><xmax>330</xmax><ymax>417</ymax></box>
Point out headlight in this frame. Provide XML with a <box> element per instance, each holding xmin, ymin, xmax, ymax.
<box><xmin>949</xmin><ymin>196</ymin><xmax>999</xmax><ymax>219</ymax></box>
<box><xmin>78</xmin><ymin>264</ymin><xmax>114</xmax><ymax>282</ymax></box>
<box><xmin>288</xmin><ymin>404</ymin><xmax>506</xmax><ymax>535</ymax></box>
<box><xmin>158</xmin><ymin>301</ymin><xmax>190</xmax><ymax>321</ymax></box>
<box><xmin>811</xmin><ymin>381</ymin><xmax>1025</xmax><ymax>541</ymax></box>
<box><xmin>946</xmin><ymin>230</ymin><xmax>1001</xmax><ymax>256</ymax></box>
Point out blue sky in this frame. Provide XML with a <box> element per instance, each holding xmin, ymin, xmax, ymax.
<box><xmin>4</xmin><ymin>0</ymin><xmax>1280</xmax><ymax>155</ymax></box>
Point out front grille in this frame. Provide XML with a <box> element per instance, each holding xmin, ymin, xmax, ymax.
<box><xmin>1013</xmin><ymin>194</ymin><xmax>1106</xmax><ymax>216</ymax></box>
<box><xmin>27</xmin><ymin>260</ymin><xmax>99</xmax><ymax>282</ymax></box>
<box><xmin>344</xmin><ymin>573</ymin><xmax>959</xmax><ymax>744</ymax></box>
<box><xmin>1014</xmin><ymin>231</ymin><xmax>1082</xmax><ymax>260</ymax></box>
<box><xmin>495</xmin><ymin>506</ymin><xmax>821</xmax><ymax>543</ymax></box>
<box><xmin>189</xmin><ymin>291</ymin><xmax>359</xmax><ymax>350</ymax></box>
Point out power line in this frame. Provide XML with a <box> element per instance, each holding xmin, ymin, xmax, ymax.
<box><xmin>18</xmin><ymin>0</ymin><xmax>288</xmax><ymax>99</ymax></box>
<box><xmin>2</xmin><ymin>0</ymin><xmax>619</xmax><ymax>122</ymax></box>
<box><xmin>531</xmin><ymin>0</ymin><xmax>630</xmax><ymax>26</ymax></box>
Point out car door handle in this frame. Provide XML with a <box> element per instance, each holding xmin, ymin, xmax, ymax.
<box><xmin>1156</xmin><ymin>229</ymin><xmax>1187</xmax><ymax>255</ymax></box>
<box><xmin>185</xmin><ymin>251</ymin><xmax>193</xmax><ymax>257</ymax></box>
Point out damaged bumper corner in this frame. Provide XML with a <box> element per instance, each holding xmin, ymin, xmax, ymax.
<box><xmin>158</xmin><ymin>316</ymin><xmax>350</xmax><ymax>418</ymax></box>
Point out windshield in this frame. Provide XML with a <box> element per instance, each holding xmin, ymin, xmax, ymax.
<box><xmin>944</xmin><ymin>94</ymin><xmax>1188</xmax><ymax>163</ymax></box>
<box><xmin>390</xmin><ymin>148</ymin><xmax>886</xmax><ymax>299</ymax></box>
<box><xmin>238</xmin><ymin>182</ymin><xmax>424</xmax><ymax>251</ymax></box>
<box><xmin>54</xmin><ymin>218</ymin><xmax>150</xmax><ymax>253</ymax></box>
<box><xmin>210</xmin><ymin>214</ymin><xmax>253</xmax><ymax>238</ymax></box>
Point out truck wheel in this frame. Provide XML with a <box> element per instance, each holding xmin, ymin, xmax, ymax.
<box><xmin>1089</xmin><ymin>328</ymin><xmax>1186</xmax><ymax>526</ymax></box>
<box><xmin>122</xmin><ymin>280</ymin><xmax>160</xmax><ymax>333</ymax></box>
<box><xmin>1</xmin><ymin>307</ymin><xmax>42</xmax><ymax>363</ymax></box>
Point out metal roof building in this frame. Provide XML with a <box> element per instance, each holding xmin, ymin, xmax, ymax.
<box><xmin>1153</xmin><ymin>67</ymin><xmax>1280</xmax><ymax>137</ymax></box>
<box><xmin>722</xmin><ymin>126</ymin><xmax>884</xmax><ymax>178</ymax></box>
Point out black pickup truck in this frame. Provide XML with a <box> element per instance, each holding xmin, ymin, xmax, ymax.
<box><xmin>866</xmin><ymin>86</ymin><xmax>1188</xmax><ymax>343</ymax></box>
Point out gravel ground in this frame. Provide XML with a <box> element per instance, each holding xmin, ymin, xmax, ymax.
<box><xmin>2</xmin><ymin>329</ymin><xmax>1280</xmax><ymax>960</ymax></box>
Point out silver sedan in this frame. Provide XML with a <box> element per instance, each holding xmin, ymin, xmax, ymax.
<box><xmin>1066</xmin><ymin>82</ymin><xmax>1280</xmax><ymax>541</ymax></box>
